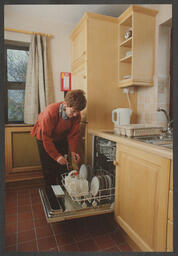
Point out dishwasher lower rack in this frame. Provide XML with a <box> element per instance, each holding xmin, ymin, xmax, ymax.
<box><xmin>61</xmin><ymin>170</ymin><xmax>115</xmax><ymax>208</ymax></box>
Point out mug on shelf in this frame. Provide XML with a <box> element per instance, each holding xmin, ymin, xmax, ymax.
<box><xmin>124</xmin><ymin>28</ymin><xmax>132</xmax><ymax>40</ymax></box>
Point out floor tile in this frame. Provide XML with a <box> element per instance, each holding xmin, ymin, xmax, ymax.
<box><xmin>37</xmin><ymin>236</ymin><xmax>57</xmax><ymax>251</ymax></box>
<box><xmin>17</xmin><ymin>240</ymin><xmax>37</xmax><ymax>252</ymax></box>
<box><xmin>47</xmin><ymin>247</ymin><xmax>58</xmax><ymax>252</ymax></box>
<box><xmin>6</xmin><ymin>190</ymin><xmax>17</xmax><ymax>198</ymax></box>
<box><xmin>110</xmin><ymin>230</ymin><xmax>126</xmax><ymax>245</ymax></box>
<box><xmin>36</xmin><ymin>225</ymin><xmax>53</xmax><ymax>239</ymax></box>
<box><xmin>18</xmin><ymin>229</ymin><xmax>36</xmax><ymax>244</ymax></box>
<box><xmin>18</xmin><ymin>204</ymin><xmax>32</xmax><ymax>213</ymax></box>
<box><xmin>5</xmin><ymin>214</ymin><xmax>17</xmax><ymax>224</ymax></box>
<box><xmin>6</xmin><ymin>186</ymin><xmax>132</xmax><ymax>252</ymax></box>
<box><xmin>77</xmin><ymin>239</ymin><xmax>98</xmax><ymax>252</ymax></box>
<box><xmin>5</xmin><ymin>196</ymin><xmax>17</xmax><ymax>204</ymax></box>
<box><xmin>18</xmin><ymin>197</ymin><xmax>31</xmax><ymax>206</ymax></box>
<box><xmin>18</xmin><ymin>212</ymin><xmax>33</xmax><ymax>223</ymax></box>
<box><xmin>106</xmin><ymin>217</ymin><xmax>119</xmax><ymax>231</ymax></box>
<box><xmin>6</xmin><ymin>200</ymin><xmax>17</xmax><ymax>209</ymax></box>
<box><xmin>55</xmin><ymin>231</ymin><xmax>76</xmax><ymax>247</ymax></box>
<box><xmin>31</xmin><ymin>201</ymin><xmax>43</xmax><ymax>209</ymax></box>
<box><xmin>18</xmin><ymin>192</ymin><xmax>30</xmax><ymax>199</ymax></box>
<box><xmin>6</xmin><ymin>222</ymin><xmax>17</xmax><ymax>234</ymax></box>
<box><xmin>5</xmin><ymin>244</ymin><xmax>16</xmax><ymax>252</ymax></box>
<box><xmin>104</xmin><ymin>245</ymin><xmax>120</xmax><ymax>252</ymax></box>
<box><xmin>88</xmin><ymin>223</ymin><xmax>108</xmax><ymax>237</ymax></box>
<box><xmin>94</xmin><ymin>234</ymin><xmax>116</xmax><ymax>250</ymax></box>
<box><xmin>18</xmin><ymin>219</ymin><xmax>34</xmax><ymax>232</ymax></box>
<box><xmin>118</xmin><ymin>242</ymin><xmax>132</xmax><ymax>252</ymax></box>
<box><xmin>60</xmin><ymin>242</ymin><xmax>80</xmax><ymax>252</ymax></box>
<box><xmin>74</xmin><ymin>230</ymin><xmax>91</xmax><ymax>242</ymax></box>
<box><xmin>32</xmin><ymin>208</ymin><xmax>46</xmax><ymax>219</ymax></box>
<box><xmin>17</xmin><ymin>188</ymin><xmax>30</xmax><ymax>195</ymax></box>
<box><xmin>30</xmin><ymin>187</ymin><xmax>40</xmax><ymax>195</ymax></box>
<box><xmin>5</xmin><ymin>206</ymin><xmax>17</xmax><ymax>216</ymax></box>
<box><xmin>34</xmin><ymin>216</ymin><xmax>48</xmax><ymax>227</ymax></box>
<box><xmin>31</xmin><ymin>192</ymin><xmax>41</xmax><ymax>201</ymax></box>
<box><xmin>5</xmin><ymin>232</ymin><xmax>17</xmax><ymax>247</ymax></box>
<box><xmin>51</xmin><ymin>222</ymin><xmax>68</xmax><ymax>235</ymax></box>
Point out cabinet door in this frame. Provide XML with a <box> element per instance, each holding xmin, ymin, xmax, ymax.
<box><xmin>118</xmin><ymin>6</ymin><xmax>157</xmax><ymax>87</ymax></box>
<box><xmin>71</xmin><ymin>21</ymin><xmax>87</xmax><ymax>66</ymax></box>
<box><xmin>114</xmin><ymin>144</ymin><xmax>170</xmax><ymax>251</ymax></box>
<box><xmin>71</xmin><ymin>63</ymin><xmax>87</xmax><ymax>122</ymax></box>
<box><xmin>5</xmin><ymin>126</ymin><xmax>43</xmax><ymax>182</ymax></box>
<box><xmin>167</xmin><ymin>160</ymin><xmax>173</xmax><ymax>251</ymax></box>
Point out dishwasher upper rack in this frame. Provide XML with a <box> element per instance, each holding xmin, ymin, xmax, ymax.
<box><xmin>61</xmin><ymin>170</ymin><xmax>115</xmax><ymax>207</ymax></box>
<box><xmin>96</xmin><ymin>140</ymin><xmax>116</xmax><ymax>161</ymax></box>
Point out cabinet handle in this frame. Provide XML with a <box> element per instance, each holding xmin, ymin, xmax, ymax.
<box><xmin>113</xmin><ymin>160</ymin><xmax>119</xmax><ymax>166</ymax></box>
<box><xmin>83</xmin><ymin>75</ymin><xmax>87</xmax><ymax>79</ymax></box>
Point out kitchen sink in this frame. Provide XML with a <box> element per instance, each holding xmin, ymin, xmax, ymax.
<box><xmin>134</xmin><ymin>135</ymin><xmax>173</xmax><ymax>149</ymax></box>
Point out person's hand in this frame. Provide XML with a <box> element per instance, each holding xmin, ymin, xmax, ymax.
<box><xmin>71</xmin><ymin>152</ymin><xmax>80</xmax><ymax>164</ymax></box>
<box><xmin>56</xmin><ymin>156</ymin><xmax>68</xmax><ymax>165</ymax></box>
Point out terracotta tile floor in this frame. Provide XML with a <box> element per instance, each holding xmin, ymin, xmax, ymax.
<box><xmin>5</xmin><ymin>186</ymin><xmax>132</xmax><ymax>252</ymax></box>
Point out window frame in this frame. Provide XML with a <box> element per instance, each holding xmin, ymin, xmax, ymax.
<box><xmin>4</xmin><ymin>40</ymin><xmax>29</xmax><ymax>124</ymax></box>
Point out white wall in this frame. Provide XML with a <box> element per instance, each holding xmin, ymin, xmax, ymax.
<box><xmin>4</xmin><ymin>8</ymin><xmax>75</xmax><ymax>103</ymax></box>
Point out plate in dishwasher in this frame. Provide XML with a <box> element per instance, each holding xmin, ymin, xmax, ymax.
<box><xmin>39</xmin><ymin>187</ymin><xmax>114</xmax><ymax>223</ymax></box>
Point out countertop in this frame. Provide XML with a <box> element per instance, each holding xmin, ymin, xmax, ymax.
<box><xmin>88</xmin><ymin>129</ymin><xmax>173</xmax><ymax>160</ymax></box>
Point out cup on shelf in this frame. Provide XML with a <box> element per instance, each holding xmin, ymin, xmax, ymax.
<box><xmin>125</xmin><ymin>51</ymin><xmax>132</xmax><ymax>57</ymax></box>
<box><xmin>123</xmin><ymin>75</ymin><xmax>131</xmax><ymax>80</ymax></box>
<box><xmin>124</xmin><ymin>28</ymin><xmax>132</xmax><ymax>40</ymax></box>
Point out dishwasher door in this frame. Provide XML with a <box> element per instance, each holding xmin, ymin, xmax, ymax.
<box><xmin>39</xmin><ymin>185</ymin><xmax>114</xmax><ymax>223</ymax></box>
<box><xmin>39</xmin><ymin>135</ymin><xmax>116</xmax><ymax>223</ymax></box>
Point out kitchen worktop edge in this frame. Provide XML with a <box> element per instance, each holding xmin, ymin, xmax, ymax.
<box><xmin>88</xmin><ymin>129</ymin><xmax>173</xmax><ymax>160</ymax></box>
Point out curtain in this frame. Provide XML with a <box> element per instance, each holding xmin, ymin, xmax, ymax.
<box><xmin>24</xmin><ymin>34</ymin><xmax>53</xmax><ymax>124</ymax></box>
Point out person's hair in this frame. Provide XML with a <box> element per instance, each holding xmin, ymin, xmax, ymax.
<box><xmin>64</xmin><ymin>89</ymin><xmax>87</xmax><ymax>111</ymax></box>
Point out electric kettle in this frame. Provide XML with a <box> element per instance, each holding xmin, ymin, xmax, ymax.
<box><xmin>112</xmin><ymin>108</ymin><xmax>132</xmax><ymax>126</ymax></box>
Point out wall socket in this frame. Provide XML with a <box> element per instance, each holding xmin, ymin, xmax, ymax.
<box><xmin>122</xmin><ymin>87</ymin><xmax>134</xmax><ymax>94</ymax></box>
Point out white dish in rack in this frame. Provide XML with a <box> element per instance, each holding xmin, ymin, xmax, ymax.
<box><xmin>79</xmin><ymin>164</ymin><xmax>88</xmax><ymax>180</ymax></box>
<box><xmin>90</xmin><ymin>176</ymin><xmax>100</xmax><ymax>196</ymax></box>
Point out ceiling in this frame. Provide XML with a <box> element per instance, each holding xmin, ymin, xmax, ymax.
<box><xmin>4</xmin><ymin>4</ymin><xmax>130</xmax><ymax>25</ymax></box>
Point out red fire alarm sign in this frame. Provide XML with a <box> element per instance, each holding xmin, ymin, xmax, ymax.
<box><xmin>60</xmin><ymin>72</ymin><xmax>71</xmax><ymax>91</ymax></box>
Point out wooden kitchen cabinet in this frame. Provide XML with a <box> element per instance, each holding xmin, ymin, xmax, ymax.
<box><xmin>71</xmin><ymin>62</ymin><xmax>87</xmax><ymax>122</ymax></box>
<box><xmin>167</xmin><ymin>160</ymin><xmax>173</xmax><ymax>251</ymax></box>
<box><xmin>70</xmin><ymin>17</ymin><xmax>87</xmax><ymax>68</ymax></box>
<box><xmin>5</xmin><ymin>125</ymin><xmax>43</xmax><ymax>182</ymax></box>
<box><xmin>117</xmin><ymin>5</ymin><xmax>158</xmax><ymax>87</ymax></box>
<box><xmin>114</xmin><ymin>143</ymin><xmax>171</xmax><ymax>251</ymax></box>
<box><xmin>70</xmin><ymin>11</ymin><xmax>137</xmax><ymax>163</ymax></box>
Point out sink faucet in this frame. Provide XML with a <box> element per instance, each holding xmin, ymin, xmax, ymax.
<box><xmin>157</xmin><ymin>107</ymin><xmax>173</xmax><ymax>137</ymax></box>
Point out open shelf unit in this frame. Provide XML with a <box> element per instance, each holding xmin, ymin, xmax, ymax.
<box><xmin>117</xmin><ymin>5</ymin><xmax>158</xmax><ymax>88</ymax></box>
<box><xmin>118</xmin><ymin>14</ymin><xmax>133</xmax><ymax>84</ymax></box>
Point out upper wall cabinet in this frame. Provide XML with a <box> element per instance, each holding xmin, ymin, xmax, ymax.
<box><xmin>118</xmin><ymin>5</ymin><xmax>158</xmax><ymax>88</ymax></box>
<box><xmin>70</xmin><ymin>17</ymin><xmax>87</xmax><ymax>69</ymax></box>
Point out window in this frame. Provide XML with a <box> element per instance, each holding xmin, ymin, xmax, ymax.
<box><xmin>4</xmin><ymin>40</ymin><xmax>29</xmax><ymax>123</ymax></box>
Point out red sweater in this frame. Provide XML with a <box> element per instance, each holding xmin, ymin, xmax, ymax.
<box><xmin>31</xmin><ymin>101</ymin><xmax>81</xmax><ymax>161</ymax></box>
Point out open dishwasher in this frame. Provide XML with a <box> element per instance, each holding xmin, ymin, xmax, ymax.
<box><xmin>39</xmin><ymin>136</ymin><xmax>116</xmax><ymax>223</ymax></box>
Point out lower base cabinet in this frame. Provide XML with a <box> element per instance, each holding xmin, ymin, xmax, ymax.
<box><xmin>167</xmin><ymin>160</ymin><xmax>173</xmax><ymax>251</ymax></box>
<box><xmin>114</xmin><ymin>143</ymin><xmax>171</xmax><ymax>252</ymax></box>
<box><xmin>5</xmin><ymin>125</ymin><xmax>43</xmax><ymax>182</ymax></box>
